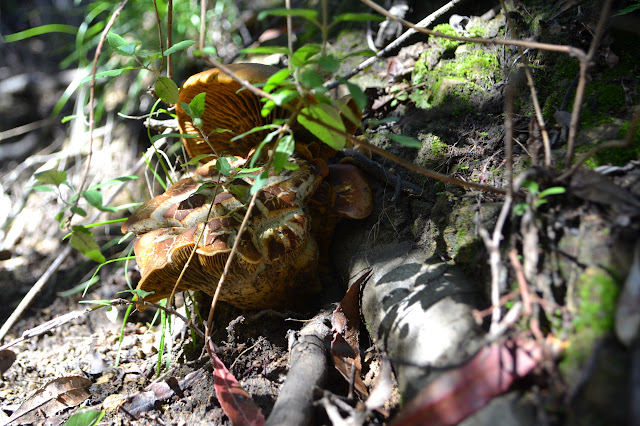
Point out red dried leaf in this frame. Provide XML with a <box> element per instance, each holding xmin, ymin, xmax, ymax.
<box><xmin>212</xmin><ymin>351</ymin><xmax>265</xmax><ymax>426</ymax></box>
<box><xmin>391</xmin><ymin>339</ymin><xmax>542</xmax><ymax>426</ymax></box>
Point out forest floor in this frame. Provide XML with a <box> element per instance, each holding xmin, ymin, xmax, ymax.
<box><xmin>1</xmin><ymin>0</ymin><xmax>639</xmax><ymax>425</ymax></box>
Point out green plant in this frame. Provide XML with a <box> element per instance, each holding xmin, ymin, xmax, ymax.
<box><xmin>514</xmin><ymin>180</ymin><xmax>566</xmax><ymax>215</ymax></box>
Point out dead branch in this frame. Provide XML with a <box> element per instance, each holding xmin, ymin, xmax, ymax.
<box><xmin>266</xmin><ymin>312</ymin><xmax>332</xmax><ymax>426</ymax></box>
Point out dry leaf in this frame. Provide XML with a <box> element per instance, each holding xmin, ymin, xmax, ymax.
<box><xmin>331</xmin><ymin>270</ymin><xmax>372</xmax><ymax>397</ymax></box>
<box><xmin>6</xmin><ymin>376</ymin><xmax>92</xmax><ymax>424</ymax></box>
<box><xmin>122</xmin><ymin>370</ymin><xmax>202</xmax><ymax>417</ymax></box>
<box><xmin>391</xmin><ymin>339</ymin><xmax>541</xmax><ymax>426</ymax></box>
<box><xmin>211</xmin><ymin>348</ymin><xmax>265</xmax><ymax>426</ymax></box>
<box><xmin>0</xmin><ymin>349</ymin><xmax>16</xmax><ymax>374</ymax></box>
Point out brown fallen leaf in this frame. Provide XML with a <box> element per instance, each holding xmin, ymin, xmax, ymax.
<box><xmin>5</xmin><ymin>376</ymin><xmax>92</xmax><ymax>424</ymax></box>
<box><xmin>210</xmin><ymin>342</ymin><xmax>265</xmax><ymax>426</ymax></box>
<box><xmin>390</xmin><ymin>339</ymin><xmax>542</xmax><ymax>426</ymax></box>
<box><xmin>0</xmin><ymin>349</ymin><xmax>16</xmax><ymax>374</ymax></box>
<box><xmin>331</xmin><ymin>269</ymin><xmax>372</xmax><ymax>397</ymax></box>
<box><xmin>121</xmin><ymin>369</ymin><xmax>203</xmax><ymax>417</ymax></box>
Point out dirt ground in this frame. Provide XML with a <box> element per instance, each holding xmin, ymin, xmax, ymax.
<box><xmin>1</xmin><ymin>0</ymin><xmax>640</xmax><ymax>425</ymax></box>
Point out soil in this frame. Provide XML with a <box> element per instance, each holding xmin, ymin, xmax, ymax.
<box><xmin>1</xmin><ymin>0</ymin><xmax>639</xmax><ymax>425</ymax></box>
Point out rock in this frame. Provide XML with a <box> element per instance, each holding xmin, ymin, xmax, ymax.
<box><xmin>346</xmin><ymin>242</ymin><xmax>485</xmax><ymax>400</ymax></box>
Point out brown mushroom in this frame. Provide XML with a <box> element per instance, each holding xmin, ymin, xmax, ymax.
<box><xmin>122</xmin><ymin>156</ymin><xmax>327</xmax><ymax>309</ymax></box>
<box><xmin>176</xmin><ymin>63</ymin><xmax>285</xmax><ymax>159</ymax></box>
<box><xmin>176</xmin><ymin>63</ymin><xmax>362</xmax><ymax>162</ymax></box>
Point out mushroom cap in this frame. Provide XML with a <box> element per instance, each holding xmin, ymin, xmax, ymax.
<box><xmin>176</xmin><ymin>64</ymin><xmax>362</xmax><ymax>161</ymax></box>
<box><xmin>123</xmin><ymin>156</ymin><xmax>326</xmax><ymax>309</ymax></box>
<box><xmin>176</xmin><ymin>64</ymin><xmax>286</xmax><ymax>159</ymax></box>
<box><xmin>310</xmin><ymin>163</ymin><xmax>373</xmax><ymax>219</ymax></box>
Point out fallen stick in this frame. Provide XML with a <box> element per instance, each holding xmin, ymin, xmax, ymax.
<box><xmin>266</xmin><ymin>312</ymin><xmax>332</xmax><ymax>426</ymax></box>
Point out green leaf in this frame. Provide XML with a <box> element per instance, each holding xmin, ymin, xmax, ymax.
<box><xmin>80</xmin><ymin>67</ymin><xmax>136</xmax><ymax>84</ymax></box>
<box><xmin>70</xmin><ymin>226</ymin><xmax>106</xmax><ymax>263</ymax></box>
<box><xmin>216</xmin><ymin>156</ymin><xmax>232</xmax><ymax>175</ymax></box>
<box><xmin>89</xmin><ymin>175</ymin><xmax>138</xmax><ymax>189</ymax></box>
<box><xmin>150</xmin><ymin>132</ymin><xmax>198</xmax><ymax>143</ymax></box>
<box><xmin>106</xmin><ymin>32</ymin><xmax>138</xmax><ymax>56</ymax></box>
<box><xmin>318</xmin><ymin>55</ymin><xmax>340</xmax><ymax>72</ymax></box>
<box><xmin>250</xmin><ymin>170</ymin><xmax>270</xmax><ymax>195</ymax></box>
<box><xmin>274</xmin><ymin>134</ymin><xmax>295</xmax><ymax>173</ymax></box>
<box><xmin>271</xmin><ymin>89</ymin><xmax>299</xmax><ymax>106</ymax></box>
<box><xmin>331</xmin><ymin>13</ymin><xmax>384</xmax><ymax>25</ymax></box>
<box><xmin>34</xmin><ymin>169</ymin><xmax>67</xmax><ymax>186</ymax></box>
<box><xmin>131</xmin><ymin>288</ymin><xmax>155</xmax><ymax>299</ymax></box>
<box><xmin>300</xmin><ymin>69</ymin><xmax>325</xmax><ymax>91</ymax></box>
<box><xmin>30</xmin><ymin>185</ymin><xmax>56</xmax><ymax>193</ymax></box>
<box><xmin>189</xmin><ymin>92</ymin><xmax>207</xmax><ymax>118</ymax></box>
<box><xmin>298</xmin><ymin>104</ymin><xmax>346</xmax><ymax>150</ymax></box>
<box><xmin>83</xmin><ymin>189</ymin><xmax>103</xmax><ymax>209</ymax></box>
<box><xmin>386</xmin><ymin>134</ymin><xmax>422</xmax><ymax>148</ymax></box>
<box><xmin>345</xmin><ymin>82</ymin><xmax>367</xmax><ymax>110</ymax></box>
<box><xmin>58</xmin><ymin>276</ymin><xmax>100</xmax><ymax>298</ymax></box>
<box><xmin>181</xmin><ymin>154</ymin><xmax>213</xmax><ymax>166</ymax></box>
<box><xmin>264</xmin><ymin>67</ymin><xmax>292</xmax><ymax>93</ymax></box>
<box><xmin>192</xmin><ymin>46</ymin><xmax>217</xmax><ymax>57</ymax></box>
<box><xmin>155</xmin><ymin>77</ymin><xmax>180</xmax><ymax>104</ymax></box>
<box><xmin>61</xmin><ymin>115</ymin><xmax>78</xmax><ymax>123</ymax></box>
<box><xmin>258</xmin><ymin>8</ymin><xmax>319</xmax><ymax>24</ymax></box>
<box><xmin>163</xmin><ymin>40</ymin><xmax>196</xmax><ymax>56</ymax></box>
<box><xmin>70</xmin><ymin>206</ymin><xmax>88</xmax><ymax>217</ymax></box>
<box><xmin>539</xmin><ymin>186</ymin><xmax>566</xmax><ymax>198</ymax></box>
<box><xmin>241</xmin><ymin>46</ymin><xmax>290</xmax><ymax>57</ymax></box>
<box><xmin>65</xmin><ymin>408</ymin><xmax>105</xmax><ymax>426</ymax></box>
<box><xmin>290</xmin><ymin>44</ymin><xmax>322</xmax><ymax>67</ymax></box>
<box><xmin>4</xmin><ymin>24</ymin><xmax>77</xmax><ymax>42</ymax></box>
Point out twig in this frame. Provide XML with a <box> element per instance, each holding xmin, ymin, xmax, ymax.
<box><xmin>360</xmin><ymin>0</ymin><xmax>587</xmax><ymax>60</ymax></box>
<box><xmin>478</xmin><ymin>180</ymin><xmax>513</xmax><ymax>333</ymax></box>
<box><xmin>558</xmin><ymin>105</ymin><xmax>639</xmax><ymax>181</ymax></box>
<box><xmin>0</xmin><ymin>245</ymin><xmax>73</xmax><ymax>342</ymax></box>
<box><xmin>265</xmin><ymin>312</ymin><xmax>332</xmax><ymax>426</ymax></box>
<box><xmin>565</xmin><ymin>0</ymin><xmax>614</xmax><ymax>167</ymax></box>
<box><xmin>167</xmin><ymin>0</ymin><xmax>173</xmax><ymax>78</ymax></box>
<box><xmin>0</xmin><ymin>118</ymin><xmax>54</xmax><ymax>141</ymax></box>
<box><xmin>509</xmin><ymin>249</ymin><xmax>532</xmax><ymax>316</ymax></box>
<box><xmin>327</xmin><ymin>0</ymin><xmax>463</xmax><ymax>89</ymax></box>
<box><xmin>151</xmin><ymin>0</ymin><xmax>165</xmax><ymax>74</ymax></box>
<box><xmin>73</xmin><ymin>0</ymin><xmax>129</xmax><ymax>224</ymax></box>
<box><xmin>500</xmin><ymin>0</ymin><xmax>552</xmax><ymax>168</ymax></box>
<box><xmin>198</xmin><ymin>0</ymin><xmax>206</xmax><ymax>51</ymax></box>
<box><xmin>204</xmin><ymin>58</ymin><xmax>514</xmax><ymax>197</ymax></box>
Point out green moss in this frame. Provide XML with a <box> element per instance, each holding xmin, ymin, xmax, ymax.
<box><xmin>561</xmin><ymin>267</ymin><xmax>620</xmax><ymax>382</ymax></box>
<box><xmin>572</xmin><ymin>267</ymin><xmax>619</xmax><ymax>334</ymax></box>
<box><xmin>411</xmin><ymin>45</ymin><xmax>501</xmax><ymax>111</ymax></box>
<box><xmin>430</xmin><ymin>24</ymin><xmax>460</xmax><ymax>51</ymax></box>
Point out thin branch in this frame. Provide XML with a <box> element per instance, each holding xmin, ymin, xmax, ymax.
<box><xmin>72</xmin><ymin>0</ymin><xmax>129</xmax><ymax>224</ymax></box>
<box><xmin>558</xmin><ymin>106</ymin><xmax>640</xmax><ymax>180</ymax></box>
<box><xmin>500</xmin><ymin>0</ymin><xmax>552</xmax><ymax>168</ymax></box>
<box><xmin>152</xmin><ymin>0</ymin><xmax>165</xmax><ymax>73</ymax></box>
<box><xmin>565</xmin><ymin>0</ymin><xmax>614</xmax><ymax>166</ymax></box>
<box><xmin>203</xmin><ymin>58</ymin><xmax>516</xmax><ymax>197</ymax></box>
<box><xmin>328</xmin><ymin>0</ymin><xmax>463</xmax><ymax>89</ymax></box>
<box><xmin>360</xmin><ymin>0</ymin><xmax>587</xmax><ymax>59</ymax></box>
<box><xmin>167</xmin><ymin>0</ymin><xmax>174</xmax><ymax>78</ymax></box>
<box><xmin>509</xmin><ymin>249</ymin><xmax>533</xmax><ymax>316</ymax></box>
<box><xmin>199</xmin><ymin>0</ymin><xmax>206</xmax><ymax>51</ymax></box>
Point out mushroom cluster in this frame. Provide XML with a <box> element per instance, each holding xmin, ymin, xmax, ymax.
<box><xmin>123</xmin><ymin>64</ymin><xmax>372</xmax><ymax>309</ymax></box>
